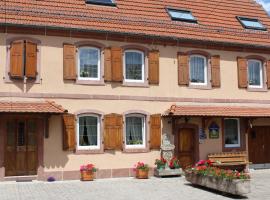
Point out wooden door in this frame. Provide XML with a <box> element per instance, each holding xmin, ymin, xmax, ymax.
<box><xmin>5</xmin><ymin>118</ymin><xmax>38</xmax><ymax>176</ymax></box>
<box><xmin>249</xmin><ymin>126</ymin><xmax>270</xmax><ymax>164</ymax></box>
<box><xmin>177</xmin><ymin>128</ymin><xmax>195</xmax><ymax>168</ymax></box>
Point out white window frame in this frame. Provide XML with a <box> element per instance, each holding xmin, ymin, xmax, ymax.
<box><xmin>123</xmin><ymin>50</ymin><xmax>145</xmax><ymax>83</ymax></box>
<box><xmin>125</xmin><ymin>114</ymin><xmax>146</xmax><ymax>149</ymax></box>
<box><xmin>77</xmin><ymin>114</ymin><xmax>101</xmax><ymax>150</ymax></box>
<box><xmin>248</xmin><ymin>59</ymin><xmax>263</xmax><ymax>89</ymax></box>
<box><xmin>189</xmin><ymin>55</ymin><xmax>208</xmax><ymax>86</ymax></box>
<box><xmin>224</xmin><ymin>118</ymin><xmax>241</xmax><ymax>148</ymax></box>
<box><xmin>77</xmin><ymin>47</ymin><xmax>101</xmax><ymax>81</ymax></box>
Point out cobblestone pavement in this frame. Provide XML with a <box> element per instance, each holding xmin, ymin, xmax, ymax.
<box><xmin>0</xmin><ymin>169</ymin><xmax>269</xmax><ymax>200</ymax></box>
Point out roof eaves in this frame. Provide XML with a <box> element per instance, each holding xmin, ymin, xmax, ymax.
<box><xmin>1</xmin><ymin>22</ymin><xmax>270</xmax><ymax>50</ymax></box>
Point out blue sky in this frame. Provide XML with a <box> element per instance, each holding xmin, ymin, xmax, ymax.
<box><xmin>256</xmin><ymin>0</ymin><xmax>270</xmax><ymax>13</ymax></box>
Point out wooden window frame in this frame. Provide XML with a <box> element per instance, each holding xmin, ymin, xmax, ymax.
<box><xmin>77</xmin><ymin>46</ymin><xmax>101</xmax><ymax>81</ymax></box>
<box><xmin>76</xmin><ymin>114</ymin><xmax>101</xmax><ymax>151</ymax></box>
<box><xmin>5</xmin><ymin>37</ymin><xmax>41</xmax><ymax>83</ymax></box>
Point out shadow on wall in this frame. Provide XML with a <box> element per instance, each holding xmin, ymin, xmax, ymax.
<box><xmin>44</xmin><ymin>115</ymin><xmax>69</xmax><ymax>169</ymax></box>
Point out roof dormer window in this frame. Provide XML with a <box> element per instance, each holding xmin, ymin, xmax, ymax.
<box><xmin>237</xmin><ymin>16</ymin><xmax>266</xmax><ymax>30</ymax></box>
<box><xmin>85</xmin><ymin>0</ymin><xmax>116</xmax><ymax>6</ymax></box>
<box><xmin>167</xmin><ymin>8</ymin><xmax>197</xmax><ymax>23</ymax></box>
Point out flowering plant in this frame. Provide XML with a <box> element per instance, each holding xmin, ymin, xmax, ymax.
<box><xmin>155</xmin><ymin>157</ymin><xmax>167</xmax><ymax>169</ymax></box>
<box><xmin>133</xmin><ymin>162</ymin><xmax>149</xmax><ymax>171</ymax></box>
<box><xmin>169</xmin><ymin>157</ymin><xmax>181</xmax><ymax>169</ymax></box>
<box><xmin>80</xmin><ymin>164</ymin><xmax>97</xmax><ymax>172</ymax></box>
<box><xmin>185</xmin><ymin>160</ymin><xmax>250</xmax><ymax>180</ymax></box>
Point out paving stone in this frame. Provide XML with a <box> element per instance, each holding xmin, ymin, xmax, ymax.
<box><xmin>0</xmin><ymin>170</ymin><xmax>269</xmax><ymax>200</ymax></box>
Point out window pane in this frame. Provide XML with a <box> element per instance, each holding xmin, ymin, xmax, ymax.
<box><xmin>79</xmin><ymin>48</ymin><xmax>99</xmax><ymax>78</ymax></box>
<box><xmin>126</xmin><ymin>116</ymin><xmax>144</xmax><ymax>145</ymax></box>
<box><xmin>224</xmin><ymin>119</ymin><xmax>239</xmax><ymax>145</ymax></box>
<box><xmin>248</xmin><ymin>60</ymin><xmax>261</xmax><ymax>86</ymax></box>
<box><xmin>79</xmin><ymin>116</ymin><xmax>98</xmax><ymax>146</ymax></box>
<box><xmin>169</xmin><ymin>10</ymin><xmax>195</xmax><ymax>20</ymax></box>
<box><xmin>125</xmin><ymin>52</ymin><xmax>143</xmax><ymax>80</ymax></box>
<box><xmin>241</xmin><ymin>19</ymin><xmax>264</xmax><ymax>29</ymax></box>
<box><xmin>190</xmin><ymin>56</ymin><xmax>206</xmax><ymax>83</ymax></box>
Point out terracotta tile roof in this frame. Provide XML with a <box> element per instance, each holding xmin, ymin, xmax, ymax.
<box><xmin>0</xmin><ymin>101</ymin><xmax>67</xmax><ymax>113</ymax></box>
<box><xmin>0</xmin><ymin>0</ymin><xmax>270</xmax><ymax>48</ymax></box>
<box><xmin>164</xmin><ymin>104</ymin><xmax>270</xmax><ymax>117</ymax></box>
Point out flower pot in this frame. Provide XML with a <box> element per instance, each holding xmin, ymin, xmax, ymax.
<box><xmin>136</xmin><ymin>169</ymin><xmax>149</xmax><ymax>179</ymax></box>
<box><xmin>81</xmin><ymin>170</ymin><xmax>94</xmax><ymax>181</ymax></box>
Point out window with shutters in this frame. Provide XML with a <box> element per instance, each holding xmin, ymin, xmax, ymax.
<box><xmin>124</xmin><ymin>50</ymin><xmax>145</xmax><ymax>83</ymax></box>
<box><xmin>248</xmin><ymin>59</ymin><xmax>263</xmax><ymax>89</ymax></box>
<box><xmin>189</xmin><ymin>55</ymin><xmax>208</xmax><ymax>85</ymax></box>
<box><xmin>6</xmin><ymin>39</ymin><xmax>40</xmax><ymax>82</ymax></box>
<box><xmin>78</xmin><ymin>47</ymin><xmax>101</xmax><ymax>81</ymax></box>
<box><xmin>77</xmin><ymin>114</ymin><xmax>101</xmax><ymax>150</ymax></box>
<box><xmin>125</xmin><ymin>114</ymin><xmax>146</xmax><ymax>149</ymax></box>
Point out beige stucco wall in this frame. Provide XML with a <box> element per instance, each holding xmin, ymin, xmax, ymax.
<box><xmin>1</xmin><ymin>33</ymin><xmax>270</xmax><ymax>172</ymax></box>
<box><xmin>0</xmin><ymin>33</ymin><xmax>270</xmax><ymax>100</ymax></box>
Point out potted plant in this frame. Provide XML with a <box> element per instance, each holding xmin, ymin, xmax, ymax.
<box><xmin>185</xmin><ymin>160</ymin><xmax>251</xmax><ymax>195</ymax></box>
<box><xmin>80</xmin><ymin>164</ymin><xmax>97</xmax><ymax>181</ymax></box>
<box><xmin>169</xmin><ymin>157</ymin><xmax>181</xmax><ymax>169</ymax></box>
<box><xmin>155</xmin><ymin>157</ymin><xmax>167</xmax><ymax>170</ymax></box>
<box><xmin>134</xmin><ymin>162</ymin><xmax>149</xmax><ymax>179</ymax></box>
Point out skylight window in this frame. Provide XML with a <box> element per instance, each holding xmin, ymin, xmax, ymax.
<box><xmin>237</xmin><ymin>16</ymin><xmax>266</xmax><ymax>30</ymax></box>
<box><xmin>85</xmin><ymin>0</ymin><xmax>116</xmax><ymax>6</ymax></box>
<box><xmin>167</xmin><ymin>8</ymin><xmax>197</xmax><ymax>23</ymax></box>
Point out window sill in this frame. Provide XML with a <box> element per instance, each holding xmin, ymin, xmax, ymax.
<box><xmin>223</xmin><ymin>146</ymin><xmax>245</xmax><ymax>152</ymax></box>
<box><xmin>76</xmin><ymin>79</ymin><xmax>105</xmax><ymax>86</ymax></box>
<box><xmin>123</xmin><ymin>148</ymin><xmax>149</xmax><ymax>153</ymax></box>
<box><xmin>74</xmin><ymin>149</ymin><xmax>104</xmax><ymax>154</ymax></box>
<box><xmin>188</xmin><ymin>84</ymin><xmax>212</xmax><ymax>90</ymax></box>
<box><xmin>122</xmin><ymin>81</ymin><xmax>149</xmax><ymax>88</ymax></box>
<box><xmin>4</xmin><ymin>76</ymin><xmax>41</xmax><ymax>84</ymax></box>
<box><xmin>247</xmin><ymin>87</ymin><xmax>267</xmax><ymax>92</ymax></box>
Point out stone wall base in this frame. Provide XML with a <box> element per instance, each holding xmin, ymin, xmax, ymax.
<box><xmin>40</xmin><ymin>168</ymin><xmax>154</xmax><ymax>181</ymax></box>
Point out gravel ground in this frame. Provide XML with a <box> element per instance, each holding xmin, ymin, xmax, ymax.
<box><xmin>0</xmin><ymin>169</ymin><xmax>269</xmax><ymax>200</ymax></box>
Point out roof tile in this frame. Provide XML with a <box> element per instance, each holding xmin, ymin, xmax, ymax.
<box><xmin>0</xmin><ymin>0</ymin><xmax>270</xmax><ymax>47</ymax></box>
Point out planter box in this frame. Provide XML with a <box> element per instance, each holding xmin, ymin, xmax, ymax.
<box><xmin>81</xmin><ymin>171</ymin><xmax>94</xmax><ymax>181</ymax></box>
<box><xmin>154</xmin><ymin>168</ymin><xmax>183</xmax><ymax>177</ymax></box>
<box><xmin>185</xmin><ymin>173</ymin><xmax>251</xmax><ymax>196</ymax></box>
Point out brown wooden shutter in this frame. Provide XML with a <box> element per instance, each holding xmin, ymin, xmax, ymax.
<box><xmin>104</xmin><ymin>114</ymin><xmax>123</xmax><ymax>150</ymax></box>
<box><xmin>9</xmin><ymin>41</ymin><xmax>24</xmax><ymax>78</ymax></box>
<box><xmin>148</xmin><ymin>50</ymin><xmax>160</xmax><ymax>84</ymax></box>
<box><xmin>150</xmin><ymin>114</ymin><xmax>161</xmax><ymax>149</ymax></box>
<box><xmin>25</xmin><ymin>41</ymin><xmax>37</xmax><ymax>78</ymax></box>
<box><xmin>104</xmin><ymin>47</ymin><xmax>112</xmax><ymax>81</ymax></box>
<box><xmin>237</xmin><ymin>57</ymin><xmax>248</xmax><ymax>88</ymax></box>
<box><xmin>211</xmin><ymin>55</ymin><xmax>221</xmax><ymax>87</ymax></box>
<box><xmin>267</xmin><ymin>60</ymin><xmax>270</xmax><ymax>89</ymax></box>
<box><xmin>62</xmin><ymin>114</ymin><xmax>76</xmax><ymax>151</ymax></box>
<box><xmin>63</xmin><ymin>44</ymin><xmax>77</xmax><ymax>80</ymax></box>
<box><xmin>111</xmin><ymin>47</ymin><xmax>123</xmax><ymax>82</ymax></box>
<box><xmin>178</xmin><ymin>52</ymin><xmax>189</xmax><ymax>85</ymax></box>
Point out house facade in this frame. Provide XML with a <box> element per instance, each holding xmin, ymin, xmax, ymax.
<box><xmin>0</xmin><ymin>0</ymin><xmax>270</xmax><ymax>181</ymax></box>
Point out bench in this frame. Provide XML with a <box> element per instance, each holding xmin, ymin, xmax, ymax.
<box><xmin>208</xmin><ymin>151</ymin><xmax>250</xmax><ymax>171</ymax></box>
